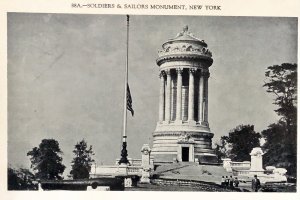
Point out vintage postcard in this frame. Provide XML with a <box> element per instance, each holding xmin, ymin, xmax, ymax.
<box><xmin>0</xmin><ymin>0</ymin><xmax>299</xmax><ymax>200</ymax></box>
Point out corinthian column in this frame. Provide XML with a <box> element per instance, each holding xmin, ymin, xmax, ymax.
<box><xmin>203</xmin><ymin>71</ymin><xmax>210</xmax><ymax>123</ymax></box>
<box><xmin>158</xmin><ymin>71</ymin><xmax>165</xmax><ymax>122</ymax></box>
<box><xmin>165</xmin><ymin>69</ymin><xmax>171</xmax><ymax>122</ymax></box>
<box><xmin>198</xmin><ymin>70</ymin><xmax>204</xmax><ymax>123</ymax></box>
<box><xmin>175</xmin><ymin>68</ymin><xmax>183</xmax><ymax>122</ymax></box>
<box><xmin>188</xmin><ymin>68</ymin><xmax>195</xmax><ymax>122</ymax></box>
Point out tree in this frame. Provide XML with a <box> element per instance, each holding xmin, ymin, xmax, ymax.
<box><xmin>27</xmin><ymin>139</ymin><xmax>66</xmax><ymax>180</ymax></box>
<box><xmin>70</xmin><ymin>139</ymin><xmax>95</xmax><ymax>179</ymax></box>
<box><xmin>214</xmin><ymin>136</ymin><xmax>229</xmax><ymax>162</ymax></box>
<box><xmin>263</xmin><ymin>63</ymin><xmax>297</xmax><ymax>131</ymax></box>
<box><xmin>262</xmin><ymin>122</ymin><xmax>296</xmax><ymax>175</ymax></box>
<box><xmin>225</xmin><ymin>125</ymin><xmax>261</xmax><ymax>162</ymax></box>
<box><xmin>263</xmin><ymin>63</ymin><xmax>297</xmax><ymax>176</ymax></box>
<box><xmin>8</xmin><ymin>167</ymin><xmax>38</xmax><ymax>190</ymax></box>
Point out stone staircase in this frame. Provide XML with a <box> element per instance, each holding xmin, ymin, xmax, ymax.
<box><xmin>153</xmin><ymin>163</ymin><xmax>232</xmax><ymax>184</ymax></box>
<box><xmin>153</xmin><ymin>162</ymin><xmax>191</xmax><ymax>175</ymax></box>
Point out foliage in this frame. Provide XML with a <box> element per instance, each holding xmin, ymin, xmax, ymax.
<box><xmin>262</xmin><ymin>63</ymin><xmax>297</xmax><ymax>176</ymax></box>
<box><xmin>27</xmin><ymin>139</ymin><xmax>66</xmax><ymax>180</ymax></box>
<box><xmin>262</xmin><ymin>122</ymin><xmax>296</xmax><ymax>175</ymax></box>
<box><xmin>224</xmin><ymin>125</ymin><xmax>261</xmax><ymax>162</ymax></box>
<box><xmin>263</xmin><ymin>63</ymin><xmax>297</xmax><ymax>128</ymax></box>
<box><xmin>70</xmin><ymin>139</ymin><xmax>95</xmax><ymax>179</ymax></box>
<box><xmin>8</xmin><ymin>167</ymin><xmax>38</xmax><ymax>190</ymax></box>
<box><xmin>214</xmin><ymin>136</ymin><xmax>229</xmax><ymax>162</ymax></box>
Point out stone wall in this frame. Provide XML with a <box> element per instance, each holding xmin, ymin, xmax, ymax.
<box><xmin>151</xmin><ymin>178</ymin><xmax>240</xmax><ymax>192</ymax></box>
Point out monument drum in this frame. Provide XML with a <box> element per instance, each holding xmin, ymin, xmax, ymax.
<box><xmin>152</xmin><ymin>26</ymin><xmax>218</xmax><ymax>165</ymax></box>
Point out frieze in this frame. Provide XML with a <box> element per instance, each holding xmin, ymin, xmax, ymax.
<box><xmin>158</xmin><ymin>45</ymin><xmax>212</xmax><ymax>58</ymax></box>
<box><xmin>153</xmin><ymin>131</ymin><xmax>213</xmax><ymax>139</ymax></box>
<box><xmin>156</xmin><ymin>54</ymin><xmax>213</xmax><ymax>66</ymax></box>
<box><xmin>177</xmin><ymin>133</ymin><xmax>195</xmax><ymax>144</ymax></box>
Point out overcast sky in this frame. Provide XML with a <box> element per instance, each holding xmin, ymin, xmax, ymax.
<box><xmin>8</xmin><ymin>13</ymin><xmax>297</xmax><ymax>175</ymax></box>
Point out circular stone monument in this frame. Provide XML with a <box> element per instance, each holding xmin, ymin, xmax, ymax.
<box><xmin>152</xmin><ymin>26</ymin><xmax>218</xmax><ymax>165</ymax></box>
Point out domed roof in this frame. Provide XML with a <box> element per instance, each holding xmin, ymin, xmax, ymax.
<box><xmin>157</xmin><ymin>25</ymin><xmax>213</xmax><ymax>66</ymax></box>
<box><xmin>163</xmin><ymin>25</ymin><xmax>207</xmax><ymax>47</ymax></box>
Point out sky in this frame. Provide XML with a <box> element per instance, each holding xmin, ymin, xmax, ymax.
<box><xmin>7</xmin><ymin>13</ymin><xmax>297</xmax><ymax>176</ymax></box>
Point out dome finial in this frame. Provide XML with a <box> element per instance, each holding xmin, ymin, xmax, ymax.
<box><xmin>183</xmin><ymin>25</ymin><xmax>188</xmax><ymax>33</ymax></box>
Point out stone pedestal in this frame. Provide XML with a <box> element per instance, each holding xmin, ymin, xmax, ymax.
<box><xmin>222</xmin><ymin>158</ymin><xmax>232</xmax><ymax>172</ymax></box>
<box><xmin>140</xmin><ymin>168</ymin><xmax>151</xmax><ymax>184</ymax></box>
<box><xmin>140</xmin><ymin>144</ymin><xmax>151</xmax><ymax>183</ymax></box>
<box><xmin>38</xmin><ymin>183</ymin><xmax>43</xmax><ymax>191</ymax></box>
<box><xmin>124</xmin><ymin>178</ymin><xmax>133</xmax><ymax>187</ymax></box>
<box><xmin>250</xmin><ymin>147</ymin><xmax>264</xmax><ymax>172</ymax></box>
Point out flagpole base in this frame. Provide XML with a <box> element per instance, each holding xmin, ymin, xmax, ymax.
<box><xmin>119</xmin><ymin>141</ymin><xmax>129</xmax><ymax>165</ymax></box>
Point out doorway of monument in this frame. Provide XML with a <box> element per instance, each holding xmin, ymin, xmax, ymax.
<box><xmin>182</xmin><ymin>147</ymin><xmax>189</xmax><ymax>162</ymax></box>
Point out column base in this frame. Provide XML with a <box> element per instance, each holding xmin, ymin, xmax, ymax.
<box><xmin>140</xmin><ymin>169</ymin><xmax>151</xmax><ymax>184</ymax></box>
<box><xmin>174</xmin><ymin>120</ymin><xmax>183</xmax><ymax>124</ymax></box>
<box><xmin>162</xmin><ymin>121</ymin><xmax>170</xmax><ymax>125</ymax></box>
<box><xmin>188</xmin><ymin>120</ymin><xmax>196</xmax><ymax>125</ymax></box>
<box><xmin>198</xmin><ymin>121</ymin><xmax>209</xmax><ymax>127</ymax></box>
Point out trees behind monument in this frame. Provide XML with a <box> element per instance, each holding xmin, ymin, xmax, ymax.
<box><xmin>262</xmin><ymin>63</ymin><xmax>297</xmax><ymax>176</ymax></box>
<box><xmin>216</xmin><ymin>63</ymin><xmax>297</xmax><ymax>176</ymax></box>
<box><xmin>8</xmin><ymin>167</ymin><xmax>38</xmax><ymax>190</ymax></box>
<box><xmin>27</xmin><ymin>139</ymin><xmax>66</xmax><ymax>180</ymax></box>
<box><xmin>70</xmin><ymin>139</ymin><xmax>95</xmax><ymax>179</ymax></box>
<box><xmin>215</xmin><ymin>125</ymin><xmax>261</xmax><ymax>162</ymax></box>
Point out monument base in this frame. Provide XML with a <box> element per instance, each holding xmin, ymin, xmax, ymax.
<box><xmin>152</xmin><ymin>130</ymin><xmax>217</xmax><ymax>165</ymax></box>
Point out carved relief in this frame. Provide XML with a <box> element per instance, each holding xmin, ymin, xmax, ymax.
<box><xmin>159</xmin><ymin>44</ymin><xmax>212</xmax><ymax>57</ymax></box>
<box><xmin>250</xmin><ymin>147</ymin><xmax>264</xmax><ymax>157</ymax></box>
<box><xmin>177</xmin><ymin>133</ymin><xmax>195</xmax><ymax>144</ymax></box>
<box><xmin>186</xmin><ymin>45</ymin><xmax>192</xmax><ymax>51</ymax></box>
<box><xmin>160</xmin><ymin>45</ymin><xmax>212</xmax><ymax>56</ymax></box>
<box><xmin>153</xmin><ymin>131</ymin><xmax>213</xmax><ymax>139</ymax></box>
<box><xmin>141</xmin><ymin>144</ymin><xmax>151</xmax><ymax>155</ymax></box>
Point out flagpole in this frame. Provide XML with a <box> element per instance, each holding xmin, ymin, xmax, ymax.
<box><xmin>119</xmin><ymin>15</ymin><xmax>130</xmax><ymax>165</ymax></box>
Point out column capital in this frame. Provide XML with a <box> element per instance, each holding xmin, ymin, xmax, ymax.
<box><xmin>159</xmin><ymin>71</ymin><xmax>165</xmax><ymax>78</ymax></box>
<box><xmin>165</xmin><ymin>69</ymin><xmax>171</xmax><ymax>76</ymax></box>
<box><xmin>176</xmin><ymin>68</ymin><xmax>183</xmax><ymax>74</ymax></box>
<box><xmin>201</xmin><ymin>71</ymin><xmax>210</xmax><ymax>78</ymax></box>
<box><xmin>189</xmin><ymin>68</ymin><xmax>197</xmax><ymax>74</ymax></box>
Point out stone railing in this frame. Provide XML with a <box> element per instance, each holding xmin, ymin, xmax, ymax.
<box><xmin>233</xmin><ymin>170</ymin><xmax>250</xmax><ymax>176</ymax></box>
<box><xmin>91</xmin><ymin>165</ymin><xmax>143</xmax><ymax>177</ymax></box>
<box><xmin>230</xmin><ymin>161</ymin><xmax>251</xmax><ymax>170</ymax></box>
<box><xmin>127</xmin><ymin>166</ymin><xmax>143</xmax><ymax>176</ymax></box>
<box><xmin>131</xmin><ymin>159</ymin><xmax>142</xmax><ymax>166</ymax></box>
<box><xmin>115</xmin><ymin>158</ymin><xmax>142</xmax><ymax>166</ymax></box>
